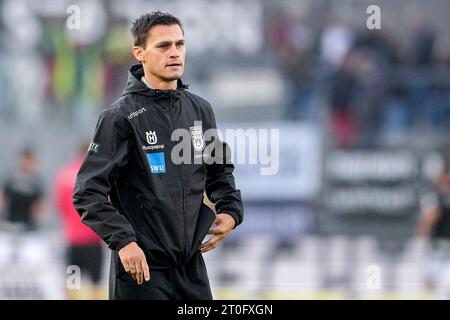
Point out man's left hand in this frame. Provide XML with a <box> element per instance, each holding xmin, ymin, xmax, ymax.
<box><xmin>200</xmin><ymin>213</ymin><xmax>235</xmax><ymax>254</ymax></box>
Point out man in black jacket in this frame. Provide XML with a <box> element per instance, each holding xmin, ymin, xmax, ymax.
<box><xmin>73</xmin><ymin>11</ymin><xmax>243</xmax><ymax>300</ymax></box>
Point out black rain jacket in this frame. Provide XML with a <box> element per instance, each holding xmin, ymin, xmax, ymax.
<box><xmin>73</xmin><ymin>64</ymin><xmax>243</xmax><ymax>269</ymax></box>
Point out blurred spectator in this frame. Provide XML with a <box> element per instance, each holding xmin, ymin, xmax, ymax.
<box><xmin>54</xmin><ymin>142</ymin><xmax>105</xmax><ymax>300</ymax></box>
<box><xmin>268</xmin><ymin>9</ymin><xmax>315</xmax><ymax>120</ymax></box>
<box><xmin>327</xmin><ymin>51</ymin><xmax>361</xmax><ymax>147</ymax></box>
<box><xmin>382</xmin><ymin>86</ymin><xmax>410</xmax><ymax>134</ymax></box>
<box><xmin>0</xmin><ymin>147</ymin><xmax>45</xmax><ymax>231</ymax></box>
<box><xmin>407</xmin><ymin>9</ymin><xmax>436</xmax><ymax>66</ymax></box>
<box><xmin>433</xmin><ymin>36</ymin><xmax>450</xmax><ymax>67</ymax></box>
<box><xmin>417</xmin><ymin>158</ymin><xmax>450</xmax><ymax>299</ymax></box>
<box><xmin>405</xmin><ymin>10</ymin><xmax>436</xmax><ymax>127</ymax></box>
<box><xmin>102</xmin><ymin>19</ymin><xmax>135</xmax><ymax>107</ymax></box>
<box><xmin>41</xmin><ymin>18</ymin><xmax>105</xmax><ymax>121</ymax></box>
<box><xmin>319</xmin><ymin>17</ymin><xmax>354</xmax><ymax>74</ymax></box>
<box><xmin>354</xmin><ymin>24</ymin><xmax>399</xmax><ymax>67</ymax></box>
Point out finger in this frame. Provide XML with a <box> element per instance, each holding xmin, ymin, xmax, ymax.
<box><xmin>135</xmin><ymin>259</ymin><xmax>144</xmax><ymax>285</ymax></box>
<box><xmin>142</xmin><ymin>257</ymin><xmax>150</xmax><ymax>282</ymax></box>
<box><xmin>130</xmin><ymin>268</ymin><xmax>137</xmax><ymax>280</ymax></box>
<box><xmin>199</xmin><ymin>237</ymin><xmax>215</xmax><ymax>250</ymax></box>
<box><xmin>136</xmin><ymin>272</ymin><xmax>143</xmax><ymax>285</ymax></box>
<box><xmin>207</xmin><ymin>226</ymin><xmax>224</xmax><ymax>235</ymax></box>
<box><xmin>201</xmin><ymin>234</ymin><xmax>219</xmax><ymax>246</ymax></box>
<box><xmin>122</xmin><ymin>260</ymin><xmax>131</xmax><ymax>273</ymax></box>
<box><xmin>200</xmin><ymin>243</ymin><xmax>216</xmax><ymax>253</ymax></box>
<box><xmin>129</xmin><ymin>261</ymin><xmax>137</xmax><ymax>279</ymax></box>
<box><xmin>200</xmin><ymin>236</ymin><xmax>221</xmax><ymax>253</ymax></box>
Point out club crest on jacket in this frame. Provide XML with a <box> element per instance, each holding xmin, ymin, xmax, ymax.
<box><xmin>190</xmin><ymin>125</ymin><xmax>205</xmax><ymax>151</ymax></box>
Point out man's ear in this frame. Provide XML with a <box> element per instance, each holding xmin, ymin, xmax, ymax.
<box><xmin>132</xmin><ymin>46</ymin><xmax>145</xmax><ymax>62</ymax></box>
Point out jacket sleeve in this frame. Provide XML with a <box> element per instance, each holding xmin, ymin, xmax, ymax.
<box><xmin>204</xmin><ymin>107</ymin><xmax>244</xmax><ymax>228</ymax></box>
<box><xmin>73</xmin><ymin>108</ymin><xmax>137</xmax><ymax>250</ymax></box>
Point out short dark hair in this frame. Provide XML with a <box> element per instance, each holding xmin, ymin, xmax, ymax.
<box><xmin>131</xmin><ymin>11</ymin><xmax>184</xmax><ymax>47</ymax></box>
<box><xmin>20</xmin><ymin>146</ymin><xmax>35</xmax><ymax>159</ymax></box>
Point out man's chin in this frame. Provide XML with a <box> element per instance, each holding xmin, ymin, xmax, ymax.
<box><xmin>162</xmin><ymin>74</ymin><xmax>182</xmax><ymax>82</ymax></box>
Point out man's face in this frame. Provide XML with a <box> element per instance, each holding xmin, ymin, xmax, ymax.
<box><xmin>135</xmin><ymin>24</ymin><xmax>185</xmax><ymax>82</ymax></box>
<box><xmin>19</xmin><ymin>154</ymin><xmax>37</xmax><ymax>174</ymax></box>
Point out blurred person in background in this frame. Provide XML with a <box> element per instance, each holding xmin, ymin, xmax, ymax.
<box><xmin>406</xmin><ymin>9</ymin><xmax>436</xmax><ymax>127</ymax></box>
<box><xmin>268</xmin><ymin>9</ymin><xmax>315</xmax><ymax>120</ymax></box>
<box><xmin>327</xmin><ymin>50</ymin><xmax>361</xmax><ymax>148</ymax></box>
<box><xmin>417</xmin><ymin>158</ymin><xmax>450</xmax><ymax>299</ymax></box>
<box><xmin>319</xmin><ymin>17</ymin><xmax>354</xmax><ymax>75</ymax></box>
<box><xmin>0</xmin><ymin>147</ymin><xmax>58</xmax><ymax>299</ymax></box>
<box><xmin>0</xmin><ymin>147</ymin><xmax>45</xmax><ymax>232</ymax></box>
<box><xmin>54</xmin><ymin>142</ymin><xmax>105</xmax><ymax>300</ymax></box>
<box><xmin>407</xmin><ymin>9</ymin><xmax>436</xmax><ymax>67</ymax></box>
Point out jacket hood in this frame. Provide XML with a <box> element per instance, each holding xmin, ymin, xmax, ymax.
<box><xmin>122</xmin><ymin>64</ymin><xmax>188</xmax><ymax>96</ymax></box>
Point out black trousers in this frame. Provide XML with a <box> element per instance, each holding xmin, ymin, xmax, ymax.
<box><xmin>109</xmin><ymin>251</ymin><xmax>213</xmax><ymax>300</ymax></box>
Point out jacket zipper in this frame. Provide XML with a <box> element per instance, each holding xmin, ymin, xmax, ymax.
<box><xmin>168</xmin><ymin>91</ymin><xmax>189</xmax><ymax>262</ymax></box>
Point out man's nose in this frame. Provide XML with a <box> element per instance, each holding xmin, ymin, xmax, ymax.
<box><xmin>169</xmin><ymin>44</ymin><xmax>180</xmax><ymax>58</ymax></box>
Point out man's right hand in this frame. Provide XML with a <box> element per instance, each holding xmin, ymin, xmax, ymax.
<box><xmin>118</xmin><ymin>241</ymin><xmax>150</xmax><ymax>285</ymax></box>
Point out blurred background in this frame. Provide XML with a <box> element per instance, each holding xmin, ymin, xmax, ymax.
<box><xmin>1</xmin><ymin>0</ymin><xmax>450</xmax><ymax>299</ymax></box>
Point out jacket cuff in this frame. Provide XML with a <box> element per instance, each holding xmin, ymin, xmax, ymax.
<box><xmin>111</xmin><ymin>235</ymin><xmax>137</xmax><ymax>251</ymax></box>
<box><xmin>217</xmin><ymin>210</ymin><xmax>241</xmax><ymax>229</ymax></box>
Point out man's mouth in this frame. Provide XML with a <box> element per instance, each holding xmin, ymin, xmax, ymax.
<box><xmin>166</xmin><ymin>63</ymin><xmax>182</xmax><ymax>67</ymax></box>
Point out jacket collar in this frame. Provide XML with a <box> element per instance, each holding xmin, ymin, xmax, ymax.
<box><xmin>122</xmin><ymin>64</ymin><xmax>188</xmax><ymax>97</ymax></box>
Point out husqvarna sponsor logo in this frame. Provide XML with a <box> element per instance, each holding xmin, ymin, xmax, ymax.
<box><xmin>146</xmin><ymin>131</ymin><xmax>157</xmax><ymax>145</ymax></box>
<box><xmin>143</xmin><ymin>130</ymin><xmax>164</xmax><ymax>150</ymax></box>
<box><xmin>142</xmin><ymin>144</ymin><xmax>164</xmax><ymax>151</ymax></box>
<box><xmin>128</xmin><ymin>107</ymin><xmax>146</xmax><ymax>119</ymax></box>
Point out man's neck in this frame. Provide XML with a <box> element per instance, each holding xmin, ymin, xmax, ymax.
<box><xmin>143</xmin><ymin>73</ymin><xmax>177</xmax><ymax>90</ymax></box>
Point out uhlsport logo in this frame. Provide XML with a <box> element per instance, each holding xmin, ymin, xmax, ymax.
<box><xmin>146</xmin><ymin>152</ymin><xmax>166</xmax><ymax>174</ymax></box>
<box><xmin>146</xmin><ymin>131</ymin><xmax>157</xmax><ymax>145</ymax></box>
<box><xmin>190</xmin><ymin>125</ymin><xmax>205</xmax><ymax>151</ymax></box>
<box><xmin>128</xmin><ymin>107</ymin><xmax>146</xmax><ymax>119</ymax></box>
